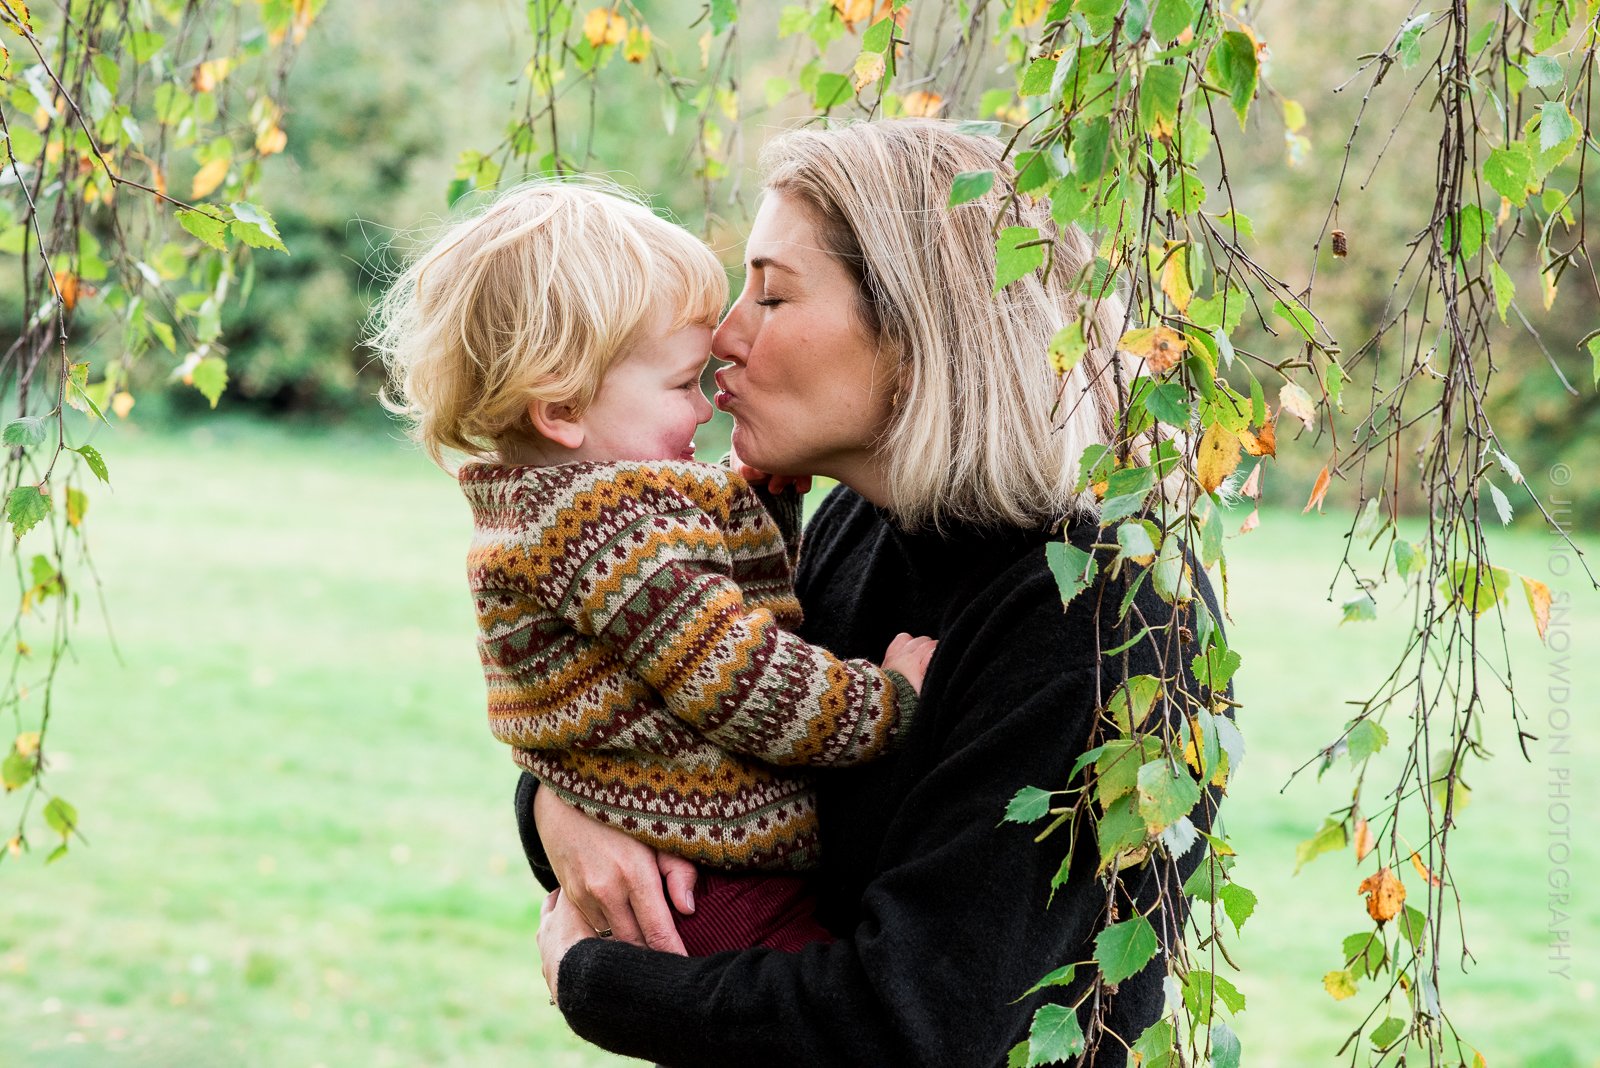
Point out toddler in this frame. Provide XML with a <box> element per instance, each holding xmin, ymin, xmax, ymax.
<box><xmin>370</xmin><ymin>180</ymin><xmax>936</xmax><ymax>955</ymax></box>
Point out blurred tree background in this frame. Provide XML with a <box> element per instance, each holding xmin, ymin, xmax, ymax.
<box><xmin>8</xmin><ymin>0</ymin><xmax>1584</xmax><ymax>519</ymax></box>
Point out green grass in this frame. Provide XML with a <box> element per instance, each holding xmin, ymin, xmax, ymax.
<box><xmin>2</xmin><ymin>417</ymin><xmax>1593</xmax><ymax>1065</ymax></box>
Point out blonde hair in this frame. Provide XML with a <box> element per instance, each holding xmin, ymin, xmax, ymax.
<box><xmin>760</xmin><ymin>119</ymin><xmax>1148</xmax><ymax>528</ymax></box>
<box><xmin>370</xmin><ymin>178</ymin><xmax>728</xmax><ymax>468</ymax></box>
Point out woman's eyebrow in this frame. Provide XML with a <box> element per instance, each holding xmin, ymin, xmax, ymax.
<box><xmin>748</xmin><ymin>256</ymin><xmax>797</xmax><ymax>275</ymax></box>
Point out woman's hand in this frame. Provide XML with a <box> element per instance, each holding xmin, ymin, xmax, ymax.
<box><xmin>539</xmin><ymin>886</ymin><xmax>594</xmax><ymax>1004</ymax></box>
<box><xmin>533</xmin><ymin>786</ymin><xmax>697</xmax><ymax>954</ymax></box>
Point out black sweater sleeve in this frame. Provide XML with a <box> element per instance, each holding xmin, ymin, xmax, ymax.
<box><xmin>552</xmin><ymin>567</ymin><xmax>1200</xmax><ymax>1067</ymax></box>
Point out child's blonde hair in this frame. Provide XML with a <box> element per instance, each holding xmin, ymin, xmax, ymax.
<box><xmin>370</xmin><ymin>178</ymin><xmax>729</xmax><ymax>468</ymax></box>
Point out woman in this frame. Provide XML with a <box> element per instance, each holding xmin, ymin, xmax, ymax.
<box><xmin>522</xmin><ymin>119</ymin><xmax>1222</xmax><ymax>1066</ymax></box>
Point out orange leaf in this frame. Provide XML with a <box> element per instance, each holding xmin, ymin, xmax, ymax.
<box><xmin>1353</xmin><ymin>818</ymin><xmax>1374</xmax><ymax>862</ymax></box>
<box><xmin>623</xmin><ymin>25</ymin><xmax>651</xmax><ymax>62</ymax></box>
<box><xmin>53</xmin><ymin>270</ymin><xmax>80</xmax><ymax>310</ymax></box>
<box><xmin>832</xmin><ymin>0</ymin><xmax>874</xmax><ymax>27</ymax></box>
<box><xmin>901</xmin><ymin>90</ymin><xmax>944</xmax><ymax>117</ymax></box>
<box><xmin>1197</xmin><ymin>423</ymin><xmax>1242</xmax><ymax>494</ymax></box>
<box><xmin>1409</xmin><ymin>850</ymin><xmax>1441</xmax><ymax>887</ymax></box>
<box><xmin>1522</xmin><ymin>576</ymin><xmax>1551</xmax><ymax>642</ymax></box>
<box><xmin>582</xmin><ymin>7</ymin><xmax>627</xmax><ymax>46</ymax></box>
<box><xmin>191</xmin><ymin>156</ymin><xmax>230</xmax><ymax>199</ymax></box>
<box><xmin>1238</xmin><ymin>413</ymin><xmax>1276</xmax><ymax>456</ymax></box>
<box><xmin>1358</xmin><ymin>866</ymin><xmax>1406</xmax><ymax>923</ymax></box>
<box><xmin>1238</xmin><ymin>508</ymin><xmax>1260</xmax><ymax>534</ymax></box>
<box><xmin>111</xmin><ymin>391</ymin><xmax>135</xmax><ymax>419</ymax></box>
<box><xmin>1119</xmin><ymin>326</ymin><xmax>1187</xmax><ymax>374</ymax></box>
<box><xmin>1303</xmin><ymin>465</ymin><xmax>1331</xmax><ymax>513</ymax></box>
<box><xmin>256</xmin><ymin>123</ymin><xmax>288</xmax><ymax>156</ymax></box>
<box><xmin>1158</xmin><ymin>244</ymin><xmax>1192</xmax><ymax>313</ymax></box>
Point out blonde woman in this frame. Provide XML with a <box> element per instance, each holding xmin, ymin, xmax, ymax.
<box><xmin>527</xmin><ymin>119</ymin><xmax>1224</xmax><ymax>1066</ymax></box>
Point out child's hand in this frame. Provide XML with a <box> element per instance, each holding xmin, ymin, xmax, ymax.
<box><xmin>883</xmin><ymin>632</ymin><xmax>939</xmax><ymax>694</ymax></box>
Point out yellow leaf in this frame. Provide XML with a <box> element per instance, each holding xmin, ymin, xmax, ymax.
<box><xmin>1522</xmin><ymin>576</ymin><xmax>1551</xmax><ymax>642</ymax></box>
<box><xmin>901</xmin><ymin>90</ymin><xmax>944</xmax><ymax>117</ymax></box>
<box><xmin>1323</xmin><ymin>969</ymin><xmax>1358</xmax><ymax>1001</ymax></box>
<box><xmin>190</xmin><ymin>156</ymin><xmax>230</xmax><ymax>199</ymax></box>
<box><xmin>623</xmin><ymin>25</ymin><xmax>651</xmax><ymax>63</ymax></box>
<box><xmin>16</xmin><ymin>640</ymin><xmax>30</xmax><ymax>657</ymax></box>
<box><xmin>1158</xmin><ymin>244</ymin><xmax>1192</xmax><ymax>312</ymax></box>
<box><xmin>1196</xmin><ymin>423</ymin><xmax>1242</xmax><ymax>493</ymax></box>
<box><xmin>1048</xmin><ymin>323</ymin><xmax>1088</xmax><ymax>376</ymax></box>
<box><xmin>583</xmin><ymin>7</ymin><xmax>626</xmax><ymax>47</ymax></box>
<box><xmin>111</xmin><ymin>391</ymin><xmax>135</xmax><ymax>419</ymax></box>
<box><xmin>1353</xmin><ymin>817</ymin><xmax>1373</xmax><ymax>862</ymax></box>
<box><xmin>1282</xmin><ymin>98</ymin><xmax>1306</xmax><ymax>132</ymax></box>
<box><xmin>1011</xmin><ymin>0</ymin><xmax>1049</xmax><ymax>25</ymax></box>
<box><xmin>1358</xmin><ymin>866</ymin><xmax>1405</xmax><ymax>923</ymax></box>
<box><xmin>0</xmin><ymin>1</ymin><xmax>28</xmax><ymax>30</ymax></box>
<box><xmin>1119</xmin><ymin>325</ymin><xmax>1187</xmax><ymax>374</ymax></box>
<box><xmin>1303</xmin><ymin>464</ymin><xmax>1331</xmax><ymax>513</ymax></box>
<box><xmin>192</xmin><ymin>58</ymin><xmax>232</xmax><ymax>93</ymax></box>
<box><xmin>5</xmin><ymin>836</ymin><xmax>20</xmax><ymax>857</ymax></box>
<box><xmin>852</xmin><ymin>51</ymin><xmax>886</xmax><ymax>92</ymax></box>
<box><xmin>15</xmin><ymin>732</ymin><xmax>39</xmax><ymax>757</ymax></box>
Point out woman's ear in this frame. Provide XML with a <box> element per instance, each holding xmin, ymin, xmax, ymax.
<box><xmin>527</xmin><ymin>398</ymin><xmax>586</xmax><ymax>451</ymax></box>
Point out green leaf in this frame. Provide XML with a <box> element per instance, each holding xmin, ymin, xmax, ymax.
<box><xmin>1074</xmin><ymin>443</ymin><xmax>1114</xmax><ymax>491</ymax></box>
<box><xmin>813</xmin><ymin>72</ymin><xmax>851</xmax><ymax>109</ymax></box>
<box><xmin>1394</xmin><ymin>539</ymin><xmax>1424</xmax><ymax>580</ymax></box>
<box><xmin>1272</xmin><ymin>297</ymin><xmax>1317</xmax><ymax>341</ymax></box>
<box><xmin>1346</xmin><ymin>719</ymin><xmax>1388</xmax><ymax>763</ymax></box>
<box><xmin>1343</xmin><ymin>930</ymin><xmax>1387</xmax><ymax>978</ymax></box>
<box><xmin>995</xmin><ymin>227</ymin><xmax>1044</xmax><ymax>290</ymax></box>
<box><xmin>1524</xmin><ymin>54</ymin><xmax>1562</xmax><ymax>88</ymax></box>
<box><xmin>1004</xmin><ymin>785</ymin><xmax>1053</xmax><ymax>825</ymax></box>
<box><xmin>1129</xmin><ymin>1019</ymin><xmax>1177</xmax><ymax>1068</ymax></box>
<box><xmin>1370</xmin><ymin>1017</ymin><xmax>1407</xmax><ymax>1048</ymax></box>
<box><xmin>229</xmin><ymin>202</ymin><xmax>288</xmax><ymax>253</ymax></box>
<box><xmin>1538</xmin><ymin>101</ymin><xmax>1577</xmax><ymax>152</ymax></box>
<box><xmin>1095</xmin><ymin>737</ymin><xmax>1160</xmax><ymax>808</ymax></box>
<box><xmin>1018</xmin><ymin>963</ymin><xmax>1077</xmax><ymax>1000</ymax></box>
<box><xmin>1138</xmin><ymin>64</ymin><xmax>1183</xmax><ymax>134</ymax></box>
<box><xmin>1588</xmin><ymin>335</ymin><xmax>1600</xmax><ymax>389</ymax></box>
<box><xmin>1096</xmin><ymin>795</ymin><xmax>1148</xmax><ymax>870</ymax></box>
<box><xmin>73</xmin><ymin>445</ymin><xmax>109</xmax><ymax>484</ymax></box>
<box><xmin>1136</xmin><ymin>759</ymin><xmax>1200</xmax><ymax>833</ymax></box>
<box><xmin>1399</xmin><ymin>903</ymin><xmax>1428</xmax><ymax>947</ymax></box>
<box><xmin>1189</xmin><ymin>287</ymin><xmax>1246</xmax><ymax>332</ymax></box>
<box><xmin>1440</xmin><ymin>562</ymin><xmax>1512</xmax><ymax>616</ymax></box>
<box><xmin>1207</xmin><ymin>31</ymin><xmax>1258</xmax><ymax>127</ymax></box>
<box><xmin>1151</xmin><ymin>0</ymin><xmax>1197</xmax><ymax>41</ymax></box>
<box><xmin>1340</xmin><ymin>592</ymin><xmax>1377</xmax><ymax>624</ymax></box>
<box><xmin>191</xmin><ymin>357</ymin><xmax>229</xmax><ymax>409</ymax></box>
<box><xmin>1182</xmin><ymin>969</ymin><xmax>1246</xmax><ymax>1024</ymax></box>
<box><xmin>949</xmin><ymin>169</ymin><xmax>995</xmax><ymax>206</ymax></box>
<box><xmin>2</xmin><ymin>416</ymin><xmax>47</xmax><ymax>447</ymax></box>
<box><xmin>43</xmin><ymin>796</ymin><xmax>77</xmax><ymax>838</ymax></box>
<box><xmin>1019</xmin><ymin>57</ymin><xmax>1058</xmax><ymax>97</ymax></box>
<box><xmin>2</xmin><ymin>749</ymin><xmax>35</xmax><ymax>790</ymax></box>
<box><xmin>1116</xmin><ymin>520</ymin><xmax>1158</xmax><ymax>564</ymax></box>
<box><xmin>1108</xmin><ymin>675</ymin><xmax>1163</xmax><ymax>732</ymax></box>
<box><xmin>1294</xmin><ymin>817</ymin><xmax>1347</xmax><ymax>873</ymax></box>
<box><xmin>1151</xmin><ymin>533</ymin><xmax>1193</xmax><ymax>603</ymax></box>
<box><xmin>1143</xmin><ymin>381</ymin><xmax>1190</xmax><ymax>426</ymax></box>
<box><xmin>6</xmin><ymin>486</ymin><xmax>51</xmax><ymax>540</ymax></box>
<box><xmin>1210</xmin><ymin>1021</ymin><xmax>1243</xmax><ymax>1068</ymax></box>
<box><xmin>176</xmin><ymin>208</ymin><xmax>230</xmax><ymax>251</ymax></box>
<box><xmin>1478</xmin><ymin>143</ymin><xmax>1529</xmax><ymax>206</ymax></box>
<box><xmin>1218</xmin><ymin>882</ymin><xmax>1256</xmax><ymax>933</ymax></box>
<box><xmin>1006</xmin><ymin>1040</ymin><xmax>1029</xmax><ymax>1068</ymax></box>
<box><xmin>1045</xmin><ymin>539</ymin><xmax>1097</xmax><ymax>608</ymax></box>
<box><xmin>128</xmin><ymin>31</ymin><xmax>166</xmax><ymax>64</ymax></box>
<box><xmin>1025</xmin><ymin>1003</ymin><xmax>1084</xmax><ymax>1065</ymax></box>
<box><xmin>1094</xmin><ymin>915</ymin><xmax>1159</xmax><ymax>984</ymax></box>
<box><xmin>1071</xmin><ymin>118</ymin><xmax>1112</xmax><ymax>185</ymax></box>
<box><xmin>1165</xmin><ymin>171</ymin><xmax>1206</xmax><ymax>215</ymax></box>
<box><xmin>1491</xmin><ymin>259</ymin><xmax>1515</xmax><ymax>323</ymax></box>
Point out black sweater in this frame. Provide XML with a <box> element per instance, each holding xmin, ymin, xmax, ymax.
<box><xmin>517</xmin><ymin>486</ymin><xmax>1224</xmax><ymax>1067</ymax></box>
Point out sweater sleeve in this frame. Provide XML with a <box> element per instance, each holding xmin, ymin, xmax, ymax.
<box><xmin>550</xmin><ymin>581</ymin><xmax>1212</xmax><ymax>1067</ymax></box>
<box><xmin>529</xmin><ymin>471</ymin><xmax>915</xmax><ymax>768</ymax></box>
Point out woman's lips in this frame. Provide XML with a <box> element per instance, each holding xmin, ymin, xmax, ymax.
<box><xmin>713</xmin><ymin>369</ymin><xmax>736</xmax><ymax>411</ymax></box>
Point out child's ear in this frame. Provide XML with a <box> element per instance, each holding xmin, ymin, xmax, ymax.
<box><xmin>527</xmin><ymin>398</ymin><xmax>585</xmax><ymax>451</ymax></box>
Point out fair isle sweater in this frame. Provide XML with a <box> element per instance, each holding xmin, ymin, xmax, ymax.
<box><xmin>458</xmin><ymin>459</ymin><xmax>917</xmax><ymax>872</ymax></box>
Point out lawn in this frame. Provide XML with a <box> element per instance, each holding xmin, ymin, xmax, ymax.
<box><xmin>2</xmin><ymin>417</ymin><xmax>1592</xmax><ymax>1066</ymax></box>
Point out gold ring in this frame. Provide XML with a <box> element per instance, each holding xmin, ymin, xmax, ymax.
<box><xmin>595</xmin><ymin>927</ymin><xmax>614</xmax><ymax>938</ymax></box>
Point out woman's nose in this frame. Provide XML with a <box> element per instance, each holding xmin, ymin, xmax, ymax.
<box><xmin>711</xmin><ymin>300</ymin><xmax>748</xmax><ymax>365</ymax></box>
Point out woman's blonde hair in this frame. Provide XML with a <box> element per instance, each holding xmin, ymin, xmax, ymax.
<box><xmin>369</xmin><ymin>178</ymin><xmax>728</xmax><ymax>468</ymax></box>
<box><xmin>760</xmin><ymin>118</ymin><xmax>1147</xmax><ymax>528</ymax></box>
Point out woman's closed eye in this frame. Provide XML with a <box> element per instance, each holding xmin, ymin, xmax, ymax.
<box><xmin>754</xmin><ymin>297</ymin><xmax>783</xmax><ymax>307</ymax></box>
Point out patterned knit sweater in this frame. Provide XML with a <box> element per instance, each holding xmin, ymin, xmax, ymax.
<box><xmin>458</xmin><ymin>459</ymin><xmax>917</xmax><ymax>872</ymax></box>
